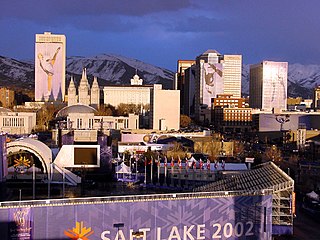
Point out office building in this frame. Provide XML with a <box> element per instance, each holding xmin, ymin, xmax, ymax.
<box><xmin>194</xmin><ymin>50</ymin><xmax>242</xmax><ymax>122</ymax></box>
<box><xmin>35</xmin><ymin>32</ymin><xmax>66</xmax><ymax>102</ymax></box>
<box><xmin>175</xmin><ymin>60</ymin><xmax>195</xmax><ymax>114</ymax></box>
<box><xmin>250</xmin><ymin>61</ymin><xmax>288</xmax><ymax>111</ymax></box>
<box><xmin>0</xmin><ymin>88</ymin><xmax>15</xmax><ymax>108</ymax></box>
<box><xmin>150</xmin><ymin>88</ymin><xmax>180</xmax><ymax>131</ymax></box>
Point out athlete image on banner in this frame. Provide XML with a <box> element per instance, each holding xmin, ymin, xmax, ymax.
<box><xmin>202</xmin><ymin>62</ymin><xmax>224</xmax><ymax>107</ymax></box>
<box><xmin>35</xmin><ymin>42</ymin><xmax>63</xmax><ymax>101</ymax></box>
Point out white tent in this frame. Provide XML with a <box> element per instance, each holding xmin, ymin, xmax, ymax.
<box><xmin>306</xmin><ymin>191</ymin><xmax>319</xmax><ymax>201</ymax></box>
<box><xmin>116</xmin><ymin>162</ymin><xmax>131</xmax><ymax>174</ymax></box>
<box><xmin>187</xmin><ymin>157</ymin><xmax>198</xmax><ymax>167</ymax></box>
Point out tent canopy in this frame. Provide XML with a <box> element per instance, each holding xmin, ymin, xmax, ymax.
<box><xmin>116</xmin><ymin>162</ymin><xmax>131</xmax><ymax>174</ymax></box>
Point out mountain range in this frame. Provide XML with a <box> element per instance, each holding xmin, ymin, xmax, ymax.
<box><xmin>1</xmin><ymin>54</ymin><xmax>320</xmax><ymax>99</ymax></box>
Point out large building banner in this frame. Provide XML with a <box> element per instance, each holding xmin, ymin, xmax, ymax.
<box><xmin>262</xmin><ymin>61</ymin><xmax>288</xmax><ymax>110</ymax></box>
<box><xmin>0</xmin><ymin>195</ymin><xmax>272</xmax><ymax>239</ymax></box>
<box><xmin>35</xmin><ymin>42</ymin><xmax>64</xmax><ymax>101</ymax></box>
<box><xmin>201</xmin><ymin>63</ymin><xmax>224</xmax><ymax>107</ymax></box>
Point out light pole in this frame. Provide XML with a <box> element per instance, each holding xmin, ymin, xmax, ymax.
<box><xmin>32</xmin><ymin>164</ymin><xmax>35</xmax><ymax>199</ymax></box>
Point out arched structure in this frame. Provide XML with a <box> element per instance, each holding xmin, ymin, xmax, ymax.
<box><xmin>7</xmin><ymin>138</ymin><xmax>52</xmax><ymax>175</ymax></box>
<box><xmin>56</xmin><ymin>104</ymin><xmax>97</xmax><ymax>118</ymax></box>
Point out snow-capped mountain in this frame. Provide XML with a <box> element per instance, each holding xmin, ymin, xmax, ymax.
<box><xmin>1</xmin><ymin>53</ymin><xmax>320</xmax><ymax>99</ymax></box>
<box><xmin>66</xmin><ymin>54</ymin><xmax>173</xmax><ymax>88</ymax></box>
<box><xmin>0</xmin><ymin>54</ymin><xmax>174</xmax><ymax>94</ymax></box>
<box><xmin>241</xmin><ymin>64</ymin><xmax>320</xmax><ymax>98</ymax></box>
<box><xmin>0</xmin><ymin>56</ymin><xmax>34</xmax><ymax>90</ymax></box>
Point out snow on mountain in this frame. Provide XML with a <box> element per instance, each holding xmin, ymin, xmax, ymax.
<box><xmin>1</xmin><ymin>53</ymin><xmax>320</xmax><ymax>99</ymax></box>
<box><xmin>0</xmin><ymin>55</ymin><xmax>34</xmax><ymax>88</ymax></box>
<box><xmin>66</xmin><ymin>54</ymin><xmax>174</xmax><ymax>88</ymax></box>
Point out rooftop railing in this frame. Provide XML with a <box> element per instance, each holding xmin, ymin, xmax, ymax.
<box><xmin>0</xmin><ymin>189</ymin><xmax>273</xmax><ymax>209</ymax></box>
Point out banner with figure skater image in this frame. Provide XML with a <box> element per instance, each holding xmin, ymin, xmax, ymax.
<box><xmin>35</xmin><ymin>42</ymin><xmax>63</xmax><ymax>101</ymax></box>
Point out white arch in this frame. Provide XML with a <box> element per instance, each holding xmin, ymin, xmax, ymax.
<box><xmin>7</xmin><ymin>138</ymin><xmax>52</xmax><ymax>175</ymax></box>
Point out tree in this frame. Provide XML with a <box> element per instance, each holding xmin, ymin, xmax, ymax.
<box><xmin>36</xmin><ymin>104</ymin><xmax>58</xmax><ymax>131</ymax></box>
<box><xmin>165</xmin><ymin>142</ymin><xmax>187</xmax><ymax>160</ymax></box>
<box><xmin>203</xmin><ymin>141</ymin><xmax>220</xmax><ymax>162</ymax></box>
<box><xmin>263</xmin><ymin>145</ymin><xmax>282</xmax><ymax>163</ymax></box>
<box><xmin>180</xmin><ymin>114</ymin><xmax>192</xmax><ymax>128</ymax></box>
<box><xmin>96</xmin><ymin>104</ymin><xmax>115</xmax><ymax>116</ymax></box>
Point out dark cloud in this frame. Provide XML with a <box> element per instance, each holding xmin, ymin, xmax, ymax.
<box><xmin>1</xmin><ymin>0</ymin><xmax>192</xmax><ymax>20</ymax></box>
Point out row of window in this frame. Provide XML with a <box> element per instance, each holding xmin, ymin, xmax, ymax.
<box><xmin>2</xmin><ymin>118</ymin><xmax>24</xmax><ymax>127</ymax></box>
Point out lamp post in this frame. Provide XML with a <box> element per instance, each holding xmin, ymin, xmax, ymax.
<box><xmin>32</xmin><ymin>164</ymin><xmax>35</xmax><ymax>199</ymax></box>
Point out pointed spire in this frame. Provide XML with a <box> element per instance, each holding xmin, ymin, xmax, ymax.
<box><xmin>92</xmin><ymin>76</ymin><xmax>99</xmax><ymax>88</ymax></box>
<box><xmin>69</xmin><ymin>76</ymin><xmax>76</xmax><ymax>89</ymax></box>
<box><xmin>81</xmin><ymin>67</ymin><xmax>87</xmax><ymax>80</ymax></box>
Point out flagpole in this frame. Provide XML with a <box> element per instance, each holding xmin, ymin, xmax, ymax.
<box><xmin>135</xmin><ymin>155</ymin><xmax>138</xmax><ymax>181</ymax></box>
<box><xmin>151</xmin><ymin>156</ymin><xmax>153</xmax><ymax>184</ymax></box>
<box><xmin>157</xmin><ymin>156</ymin><xmax>160</xmax><ymax>181</ymax></box>
<box><xmin>144</xmin><ymin>158</ymin><xmax>147</xmax><ymax>185</ymax></box>
<box><xmin>32</xmin><ymin>164</ymin><xmax>35</xmax><ymax>200</ymax></box>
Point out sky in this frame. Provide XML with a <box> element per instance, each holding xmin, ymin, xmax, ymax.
<box><xmin>1</xmin><ymin>0</ymin><xmax>320</xmax><ymax>71</ymax></box>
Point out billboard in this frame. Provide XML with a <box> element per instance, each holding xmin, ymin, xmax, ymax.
<box><xmin>0</xmin><ymin>194</ymin><xmax>273</xmax><ymax>239</ymax></box>
<box><xmin>35</xmin><ymin>41</ymin><xmax>64</xmax><ymax>101</ymax></box>
<box><xmin>201</xmin><ymin>63</ymin><xmax>223</xmax><ymax>107</ymax></box>
<box><xmin>262</xmin><ymin>61</ymin><xmax>288</xmax><ymax>110</ymax></box>
<box><xmin>74</xmin><ymin>147</ymin><xmax>98</xmax><ymax>165</ymax></box>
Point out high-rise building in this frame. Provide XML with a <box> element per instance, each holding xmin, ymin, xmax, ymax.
<box><xmin>194</xmin><ymin>50</ymin><xmax>242</xmax><ymax>123</ymax></box>
<box><xmin>313</xmin><ymin>86</ymin><xmax>320</xmax><ymax>109</ymax></box>
<box><xmin>35</xmin><ymin>32</ymin><xmax>66</xmax><ymax>102</ymax></box>
<box><xmin>176</xmin><ymin>60</ymin><xmax>195</xmax><ymax>115</ymax></box>
<box><xmin>222</xmin><ymin>55</ymin><xmax>242</xmax><ymax>98</ymax></box>
<box><xmin>250</xmin><ymin>61</ymin><xmax>288</xmax><ymax>111</ymax></box>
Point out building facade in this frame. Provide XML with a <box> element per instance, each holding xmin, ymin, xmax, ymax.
<box><xmin>313</xmin><ymin>86</ymin><xmax>320</xmax><ymax>109</ymax></box>
<box><xmin>175</xmin><ymin>60</ymin><xmax>196</xmax><ymax>115</ymax></box>
<box><xmin>150</xmin><ymin>88</ymin><xmax>180</xmax><ymax>131</ymax></box>
<box><xmin>0</xmin><ymin>88</ymin><xmax>15</xmax><ymax>108</ymax></box>
<box><xmin>0</xmin><ymin>111</ymin><xmax>36</xmax><ymax>134</ymax></box>
<box><xmin>194</xmin><ymin>50</ymin><xmax>242</xmax><ymax>123</ymax></box>
<box><xmin>103</xmin><ymin>75</ymin><xmax>156</xmax><ymax>108</ymax></box>
<box><xmin>250</xmin><ymin>61</ymin><xmax>288</xmax><ymax>111</ymax></box>
<box><xmin>67</xmin><ymin>68</ymin><xmax>100</xmax><ymax>108</ymax></box>
<box><xmin>35</xmin><ymin>32</ymin><xmax>66</xmax><ymax>102</ymax></box>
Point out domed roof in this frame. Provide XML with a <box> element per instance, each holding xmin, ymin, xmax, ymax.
<box><xmin>56</xmin><ymin>104</ymin><xmax>97</xmax><ymax>118</ymax></box>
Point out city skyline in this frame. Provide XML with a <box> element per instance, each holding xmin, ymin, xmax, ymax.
<box><xmin>1</xmin><ymin>0</ymin><xmax>320</xmax><ymax>70</ymax></box>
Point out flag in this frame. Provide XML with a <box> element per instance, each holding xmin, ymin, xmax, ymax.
<box><xmin>185</xmin><ymin>158</ymin><xmax>189</xmax><ymax>171</ymax></box>
<box><xmin>207</xmin><ymin>159</ymin><xmax>211</xmax><ymax>170</ymax></box>
<box><xmin>178</xmin><ymin>156</ymin><xmax>182</xmax><ymax>169</ymax></box>
<box><xmin>199</xmin><ymin>159</ymin><xmax>203</xmax><ymax>170</ymax></box>
<box><xmin>214</xmin><ymin>161</ymin><xmax>218</xmax><ymax>169</ymax></box>
<box><xmin>171</xmin><ymin>157</ymin><xmax>174</xmax><ymax>168</ymax></box>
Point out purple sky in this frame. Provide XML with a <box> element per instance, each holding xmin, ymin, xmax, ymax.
<box><xmin>1</xmin><ymin>0</ymin><xmax>320</xmax><ymax>70</ymax></box>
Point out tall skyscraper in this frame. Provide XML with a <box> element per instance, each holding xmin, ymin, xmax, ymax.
<box><xmin>222</xmin><ymin>55</ymin><xmax>242</xmax><ymax>98</ymax></box>
<box><xmin>35</xmin><ymin>32</ymin><xmax>66</xmax><ymax>102</ymax></box>
<box><xmin>194</xmin><ymin>50</ymin><xmax>242</xmax><ymax>122</ymax></box>
<box><xmin>249</xmin><ymin>61</ymin><xmax>288</xmax><ymax>111</ymax></box>
<box><xmin>176</xmin><ymin>60</ymin><xmax>195</xmax><ymax>115</ymax></box>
